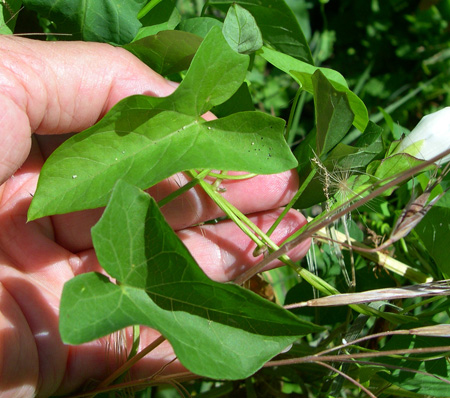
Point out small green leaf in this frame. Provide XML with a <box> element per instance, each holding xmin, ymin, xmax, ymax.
<box><xmin>209</xmin><ymin>0</ymin><xmax>313</xmax><ymax>63</ymax></box>
<box><xmin>223</xmin><ymin>4</ymin><xmax>263</xmax><ymax>54</ymax></box>
<box><xmin>313</xmin><ymin>70</ymin><xmax>355</xmax><ymax>156</ymax></box>
<box><xmin>22</xmin><ymin>0</ymin><xmax>145</xmax><ymax>44</ymax></box>
<box><xmin>60</xmin><ymin>180</ymin><xmax>322</xmax><ymax>379</ymax></box>
<box><xmin>260</xmin><ymin>46</ymin><xmax>369</xmax><ymax>132</ymax></box>
<box><xmin>124</xmin><ymin>30</ymin><xmax>203</xmax><ymax>76</ymax></box>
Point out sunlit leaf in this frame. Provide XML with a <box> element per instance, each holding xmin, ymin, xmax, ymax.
<box><xmin>179</xmin><ymin>16</ymin><xmax>223</xmax><ymax>38</ymax></box>
<box><xmin>29</xmin><ymin>27</ymin><xmax>298</xmax><ymax>220</ymax></box>
<box><xmin>28</xmin><ymin>109</ymin><xmax>294</xmax><ymax>219</ymax></box>
<box><xmin>372</xmin><ymin>153</ymin><xmax>428</xmax><ymax>181</ymax></box>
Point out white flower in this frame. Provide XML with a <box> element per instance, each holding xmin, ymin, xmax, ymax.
<box><xmin>394</xmin><ymin>107</ymin><xmax>450</xmax><ymax>165</ymax></box>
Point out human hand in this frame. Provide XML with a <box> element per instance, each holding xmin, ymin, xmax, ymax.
<box><xmin>0</xmin><ymin>36</ymin><xmax>309</xmax><ymax>397</ymax></box>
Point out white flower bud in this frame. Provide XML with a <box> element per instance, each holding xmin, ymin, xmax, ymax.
<box><xmin>394</xmin><ymin>107</ymin><xmax>450</xmax><ymax>165</ymax></box>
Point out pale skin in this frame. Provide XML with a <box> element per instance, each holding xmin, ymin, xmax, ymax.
<box><xmin>0</xmin><ymin>36</ymin><xmax>310</xmax><ymax>397</ymax></box>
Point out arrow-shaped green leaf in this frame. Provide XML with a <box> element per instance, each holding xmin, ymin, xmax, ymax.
<box><xmin>59</xmin><ymin>180</ymin><xmax>322</xmax><ymax>379</ymax></box>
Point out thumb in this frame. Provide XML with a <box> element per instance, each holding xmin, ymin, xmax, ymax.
<box><xmin>0</xmin><ymin>36</ymin><xmax>176</xmax><ymax>184</ymax></box>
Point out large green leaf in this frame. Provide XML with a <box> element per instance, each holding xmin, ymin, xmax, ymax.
<box><xmin>29</xmin><ymin>27</ymin><xmax>297</xmax><ymax>220</ymax></box>
<box><xmin>123</xmin><ymin>30</ymin><xmax>203</xmax><ymax>76</ymax></box>
<box><xmin>209</xmin><ymin>0</ymin><xmax>313</xmax><ymax>63</ymax></box>
<box><xmin>222</xmin><ymin>3</ymin><xmax>263</xmax><ymax>55</ymax></box>
<box><xmin>260</xmin><ymin>46</ymin><xmax>369</xmax><ymax>132</ymax></box>
<box><xmin>59</xmin><ymin>180</ymin><xmax>322</xmax><ymax>379</ymax></box>
<box><xmin>22</xmin><ymin>0</ymin><xmax>145</xmax><ymax>44</ymax></box>
<box><xmin>28</xmin><ymin>109</ymin><xmax>294</xmax><ymax>220</ymax></box>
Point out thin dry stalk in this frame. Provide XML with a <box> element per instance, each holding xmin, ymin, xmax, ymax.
<box><xmin>285</xmin><ymin>280</ymin><xmax>450</xmax><ymax>308</ymax></box>
<box><xmin>266</xmin><ymin>345</ymin><xmax>450</xmax><ymax>367</ymax></box>
<box><xmin>313</xmin><ymin>360</ymin><xmax>378</xmax><ymax>398</ymax></box>
<box><xmin>89</xmin><ymin>334</ymin><xmax>167</xmax><ymax>397</ymax></box>
<box><xmin>68</xmin><ymin>372</ymin><xmax>198</xmax><ymax>398</ymax></box>
<box><xmin>316</xmin><ymin>325</ymin><xmax>450</xmax><ymax>358</ymax></box>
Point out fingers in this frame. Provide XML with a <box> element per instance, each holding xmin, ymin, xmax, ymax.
<box><xmin>51</xmin><ymin>169</ymin><xmax>299</xmax><ymax>253</ymax></box>
<box><xmin>178</xmin><ymin>208</ymin><xmax>309</xmax><ymax>282</ymax></box>
<box><xmin>71</xmin><ymin>208</ymin><xmax>309</xmax><ymax>283</ymax></box>
<box><xmin>0</xmin><ymin>282</ymin><xmax>39</xmax><ymax>398</ymax></box>
<box><xmin>0</xmin><ymin>36</ymin><xmax>177</xmax><ymax>183</ymax></box>
<box><xmin>148</xmin><ymin>170</ymin><xmax>299</xmax><ymax>230</ymax></box>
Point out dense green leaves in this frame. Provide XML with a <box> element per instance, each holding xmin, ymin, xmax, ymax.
<box><xmin>22</xmin><ymin>0</ymin><xmax>145</xmax><ymax>44</ymax></box>
<box><xmin>15</xmin><ymin>1</ymin><xmax>450</xmax><ymax>394</ymax></box>
<box><xmin>60</xmin><ymin>180</ymin><xmax>321</xmax><ymax>379</ymax></box>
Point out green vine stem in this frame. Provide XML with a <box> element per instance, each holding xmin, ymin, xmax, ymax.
<box><xmin>265</xmin><ymin>167</ymin><xmax>317</xmax><ymax>237</ymax></box>
<box><xmin>137</xmin><ymin>0</ymin><xmax>163</xmax><ymax>19</ymax></box>
<box><xmin>188</xmin><ymin>169</ymin><xmax>266</xmax><ymax>249</ymax></box>
<box><xmin>206</xmin><ymin>171</ymin><xmax>258</xmax><ymax>180</ymax></box>
<box><xmin>157</xmin><ymin>169</ymin><xmax>211</xmax><ymax>208</ymax></box>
